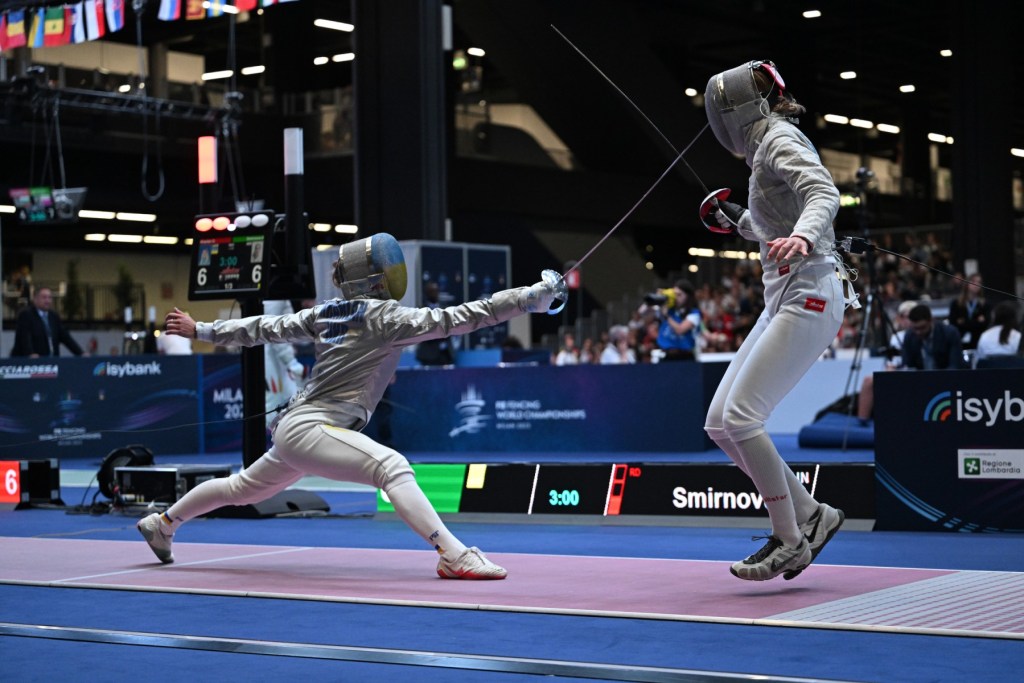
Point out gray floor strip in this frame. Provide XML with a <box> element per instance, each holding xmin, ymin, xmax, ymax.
<box><xmin>0</xmin><ymin>622</ymin><xmax>862</xmax><ymax>683</ymax></box>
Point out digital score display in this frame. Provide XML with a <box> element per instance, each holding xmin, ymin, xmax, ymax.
<box><xmin>188</xmin><ymin>211</ymin><xmax>275</xmax><ymax>301</ymax></box>
<box><xmin>410</xmin><ymin>462</ymin><xmax>876</xmax><ymax>521</ymax></box>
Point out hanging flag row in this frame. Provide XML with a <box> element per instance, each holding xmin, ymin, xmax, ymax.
<box><xmin>159</xmin><ymin>1</ymin><xmax>298</xmax><ymax>22</ymax></box>
<box><xmin>0</xmin><ymin>1</ymin><xmax>127</xmax><ymax>50</ymax></box>
<box><xmin>0</xmin><ymin>0</ymin><xmax>298</xmax><ymax>51</ymax></box>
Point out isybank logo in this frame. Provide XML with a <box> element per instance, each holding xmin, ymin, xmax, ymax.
<box><xmin>93</xmin><ymin>361</ymin><xmax>163</xmax><ymax>378</ymax></box>
<box><xmin>924</xmin><ymin>390</ymin><xmax>1024</xmax><ymax>427</ymax></box>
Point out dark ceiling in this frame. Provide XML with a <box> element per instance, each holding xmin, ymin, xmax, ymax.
<box><xmin>1</xmin><ymin>0</ymin><xmax>1021</xmax><ymax>256</ymax></box>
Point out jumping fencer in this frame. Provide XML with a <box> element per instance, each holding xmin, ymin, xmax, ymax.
<box><xmin>701</xmin><ymin>61</ymin><xmax>856</xmax><ymax>581</ymax></box>
<box><xmin>138</xmin><ymin>233</ymin><xmax>558</xmax><ymax>579</ymax></box>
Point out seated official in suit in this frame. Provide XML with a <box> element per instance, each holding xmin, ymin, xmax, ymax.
<box><xmin>11</xmin><ymin>287</ymin><xmax>86</xmax><ymax>358</ymax></box>
<box><xmin>901</xmin><ymin>304</ymin><xmax>966</xmax><ymax>370</ymax></box>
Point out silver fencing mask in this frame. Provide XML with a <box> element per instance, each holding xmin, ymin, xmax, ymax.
<box><xmin>333</xmin><ymin>233</ymin><xmax>408</xmax><ymax>300</ymax></box>
<box><xmin>704</xmin><ymin>60</ymin><xmax>786</xmax><ymax>156</ymax></box>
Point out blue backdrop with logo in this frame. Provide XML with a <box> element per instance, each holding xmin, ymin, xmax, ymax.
<box><xmin>363</xmin><ymin>362</ymin><xmax>727</xmax><ymax>453</ymax></box>
<box><xmin>874</xmin><ymin>369</ymin><xmax>1024</xmax><ymax>532</ymax></box>
<box><xmin>0</xmin><ymin>356</ymin><xmax>243</xmax><ymax>460</ymax></box>
<box><xmin>0</xmin><ymin>357</ymin><xmax>727</xmax><ymax>460</ymax></box>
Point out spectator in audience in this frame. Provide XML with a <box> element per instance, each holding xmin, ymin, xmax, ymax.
<box><xmin>578</xmin><ymin>337</ymin><xmax>595</xmax><ymax>364</ymax></box>
<box><xmin>947</xmin><ymin>273</ymin><xmax>991</xmax><ymax>350</ymax></box>
<box><xmin>974</xmin><ymin>301</ymin><xmax>1022</xmax><ymax>362</ymax></box>
<box><xmin>856</xmin><ymin>300</ymin><xmax>917</xmax><ymax>422</ymax></box>
<box><xmin>554</xmin><ymin>332</ymin><xmax>579</xmax><ymax>366</ymax></box>
<box><xmin>901</xmin><ymin>304</ymin><xmax>967</xmax><ymax>370</ymax></box>
<box><xmin>600</xmin><ymin>325</ymin><xmax>636</xmax><ymax>364</ymax></box>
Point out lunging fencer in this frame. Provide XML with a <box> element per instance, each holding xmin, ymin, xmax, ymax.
<box><xmin>138</xmin><ymin>233</ymin><xmax>560</xmax><ymax>579</ymax></box>
<box><xmin>701</xmin><ymin>61</ymin><xmax>855</xmax><ymax>581</ymax></box>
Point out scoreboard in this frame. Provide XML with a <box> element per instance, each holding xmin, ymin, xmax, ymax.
<box><xmin>378</xmin><ymin>462</ymin><xmax>876</xmax><ymax>521</ymax></box>
<box><xmin>188</xmin><ymin>211</ymin><xmax>275</xmax><ymax>300</ymax></box>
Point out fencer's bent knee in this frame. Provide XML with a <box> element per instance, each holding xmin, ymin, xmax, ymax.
<box><xmin>719</xmin><ymin>404</ymin><xmax>765</xmax><ymax>443</ymax></box>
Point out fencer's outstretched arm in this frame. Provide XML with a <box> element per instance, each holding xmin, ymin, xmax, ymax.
<box><xmin>165</xmin><ymin>308</ymin><xmax>197</xmax><ymax>339</ymax></box>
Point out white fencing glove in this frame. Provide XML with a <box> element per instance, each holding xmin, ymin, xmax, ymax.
<box><xmin>519</xmin><ymin>281</ymin><xmax>557</xmax><ymax>313</ymax></box>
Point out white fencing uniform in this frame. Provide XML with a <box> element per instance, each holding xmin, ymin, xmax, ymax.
<box><xmin>703</xmin><ymin>109</ymin><xmax>848</xmax><ymax>547</ymax></box>
<box><xmin>161</xmin><ymin>288</ymin><xmax>539</xmax><ymax>559</ymax></box>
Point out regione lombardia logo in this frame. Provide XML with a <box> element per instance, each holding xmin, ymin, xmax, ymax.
<box><xmin>923</xmin><ymin>391</ymin><xmax>953</xmax><ymax>422</ymax></box>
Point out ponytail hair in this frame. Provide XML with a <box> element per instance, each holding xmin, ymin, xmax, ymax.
<box><xmin>752</xmin><ymin>69</ymin><xmax>806</xmax><ymax>117</ymax></box>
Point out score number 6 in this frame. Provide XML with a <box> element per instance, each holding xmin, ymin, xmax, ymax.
<box><xmin>0</xmin><ymin>461</ymin><xmax>20</xmax><ymax>504</ymax></box>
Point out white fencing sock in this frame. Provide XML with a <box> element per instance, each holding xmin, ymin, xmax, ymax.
<box><xmin>384</xmin><ymin>474</ymin><xmax>466</xmax><ymax>561</ymax></box>
<box><xmin>733</xmin><ymin>433</ymin><xmax>804</xmax><ymax>547</ymax></box>
<box><xmin>709</xmin><ymin>428</ymin><xmax>818</xmax><ymax>525</ymax></box>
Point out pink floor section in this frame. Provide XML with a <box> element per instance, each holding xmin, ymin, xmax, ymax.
<box><xmin>3</xmin><ymin>536</ymin><xmax>1020</xmax><ymax>639</ymax></box>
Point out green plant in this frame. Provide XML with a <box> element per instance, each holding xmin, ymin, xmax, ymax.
<box><xmin>114</xmin><ymin>264</ymin><xmax>136</xmax><ymax>314</ymax></box>
<box><xmin>64</xmin><ymin>259</ymin><xmax>84</xmax><ymax>320</ymax></box>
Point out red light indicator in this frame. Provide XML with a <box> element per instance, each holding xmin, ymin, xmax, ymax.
<box><xmin>195</xmin><ymin>217</ymin><xmax>213</xmax><ymax>232</ymax></box>
<box><xmin>212</xmin><ymin>216</ymin><xmax>231</xmax><ymax>231</ymax></box>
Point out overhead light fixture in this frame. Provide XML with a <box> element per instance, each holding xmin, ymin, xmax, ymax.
<box><xmin>840</xmin><ymin>71</ymin><xmax>857</xmax><ymax>80</ymax></box>
<box><xmin>311</xmin><ymin>223</ymin><xmax>332</xmax><ymax>232</ymax></box>
<box><xmin>684</xmin><ymin>87</ymin><xmax>698</xmax><ymax>97</ymax></box>
<box><xmin>143</xmin><ymin>236</ymin><xmax>179</xmax><ymax>245</ymax></box>
<box><xmin>824</xmin><ymin>114</ymin><xmax>849</xmax><ymax>124</ymax></box>
<box><xmin>314</xmin><ymin>18</ymin><xmax>354</xmax><ymax>32</ymax></box>
<box><xmin>876</xmin><ymin>123</ymin><xmax>900</xmax><ymax>134</ymax></box>
<box><xmin>0</xmin><ymin>204</ymin><xmax>15</xmax><ymax>213</ymax></box>
<box><xmin>201</xmin><ymin>70</ymin><xmax>233</xmax><ymax>81</ymax></box>
<box><xmin>940</xmin><ymin>49</ymin><xmax>953</xmax><ymax>57</ymax></box>
<box><xmin>313</xmin><ymin>56</ymin><xmax>329</xmax><ymax>66</ymax></box>
<box><xmin>687</xmin><ymin>247</ymin><xmax>715</xmax><ymax>258</ymax></box>
<box><xmin>116</xmin><ymin>212</ymin><xmax>157</xmax><ymax>222</ymax></box>
<box><xmin>899</xmin><ymin>84</ymin><xmax>916</xmax><ymax>93</ymax></box>
<box><xmin>928</xmin><ymin>132</ymin><xmax>947</xmax><ymax>143</ymax></box>
<box><xmin>79</xmin><ymin>209</ymin><xmax>116</xmax><ymax>219</ymax></box>
<box><xmin>332</xmin><ymin>53</ymin><xmax>355</xmax><ymax>62</ymax></box>
<box><xmin>241</xmin><ymin>65</ymin><xmax>265</xmax><ymax>76</ymax></box>
<box><xmin>1012</xmin><ymin>148</ymin><xmax>1024</xmax><ymax>158</ymax></box>
<box><xmin>467</xmin><ymin>47</ymin><xmax>486</xmax><ymax>57</ymax></box>
<box><xmin>803</xmin><ymin>10</ymin><xmax>822</xmax><ymax>18</ymax></box>
<box><xmin>107</xmin><ymin>234</ymin><xmax>144</xmax><ymax>243</ymax></box>
<box><xmin>849</xmin><ymin>118</ymin><xmax>873</xmax><ymax>129</ymax></box>
<box><xmin>335</xmin><ymin>224</ymin><xmax>358</xmax><ymax>234</ymax></box>
<box><xmin>118</xmin><ymin>84</ymin><xmax>131</xmax><ymax>93</ymax></box>
<box><xmin>687</xmin><ymin>264</ymin><xmax>698</xmax><ymax>273</ymax></box>
<box><xmin>84</xmin><ymin>233</ymin><xmax>106</xmax><ymax>241</ymax></box>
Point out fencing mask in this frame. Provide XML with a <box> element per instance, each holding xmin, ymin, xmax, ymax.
<box><xmin>333</xmin><ymin>233</ymin><xmax>408</xmax><ymax>300</ymax></box>
<box><xmin>704</xmin><ymin>60</ymin><xmax>786</xmax><ymax>156</ymax></box>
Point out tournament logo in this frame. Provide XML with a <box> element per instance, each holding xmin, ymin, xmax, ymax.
<box><xmin>449</xmin><ymin>385</ymin><xmax>491</xmax><ymax>438</ymax></box>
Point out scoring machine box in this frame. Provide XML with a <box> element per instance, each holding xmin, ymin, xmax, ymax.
<box><xmin>114</xmin><ymin>464</ymin><xmax>233</xmax><ymax>505</ymax></box>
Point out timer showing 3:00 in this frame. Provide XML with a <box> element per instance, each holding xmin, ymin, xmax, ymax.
<box><xmin>548</xmin><ymin>489</ymin><xmax>580</xmax><ymax>506</ymax></box>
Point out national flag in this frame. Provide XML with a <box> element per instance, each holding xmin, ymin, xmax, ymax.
<box><xmin>28</xmin><ymin>9</ymin><xmax>47</xmax><ymax>48</ymax></box>
<box><xmin>5</xmin><ymin>10</ymin><xmax>27</xmax><ymax>49</ymax></box>
<box><xmin>158</xmin><ymin>0</ymin><xmax>181</xmax><ymax>21</ymax></box>
<box><xmin>260</xmin><ymin>0</ymin><xmax>278</xmax><ymax>8</ymax></box>
<box><xmin>207</xmin><ymin>1</ymin><xmax>225</xmax><ymax>18</ymax></box>
<box><xmin>85</xmin><ymin>0</ymin><xmax>106</xmax><ymax>41</ymax></box>
<box><xmin>44</xmin><ymin>7</ymin><xmax>69</xmax><ymax>47</ymax></box>
<box><xmin>185</xmin><ymin>0</ymin><xmax>205</xmax><ymax>20</ymax></box>
<box><xmin>70</xmin><ymin>3</ymin><xmax>87</xmax><ymax>44</ymax></box>
<box><xmin>0</xmin><ymin>15</ymin><xmax>8</xmax><ymax>52</ymax></box>
<box><xmin>235</xmin><ymin>0</ymin><xmax>258</xmax><ymax>11</ymax></box>
<box><xmin>106</xmin><ymin>0</ymin><xmax>125</xmax><ymax>32</ymax></box>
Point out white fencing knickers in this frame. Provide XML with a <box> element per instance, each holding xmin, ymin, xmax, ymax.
<box><xmin>705</xmin><ymin>260</ymin><xmax>843</xmax><ymax>544</ymax></box>
<box><xmin>161</xmin><ymin>403</ymin><xmax>413</xmax><ymax>526</ymax></box>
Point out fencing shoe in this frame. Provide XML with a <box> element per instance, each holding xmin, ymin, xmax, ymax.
<box><xmin>730</xmin><ymin>536</ymin><xmax>810</xmax><ymax>581</ymax></box>
<box><xmin>784</xmin><ymin>503</ymin><xmax>845</xmax><ymax>580</ymax></box>
<box><xmin>137</xmin><ymin>513</ymin><xmax>175</xmax><ymax>564</ymax></box>
<box><xmin>437</xmin><ymin>547</ymin><xmax>507</xmax><ymax>580</ymax></box>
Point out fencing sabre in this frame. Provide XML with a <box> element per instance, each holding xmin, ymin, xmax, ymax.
<box><xmin>542</xmin><ymin>26</ymin><xmax>714</xmax><ymax>313</ymax></box>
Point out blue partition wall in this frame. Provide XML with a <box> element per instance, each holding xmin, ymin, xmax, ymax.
<box><xmin>0</xmin><ymin>357</ymin><xmax>727</xmax><ymax>459</ymax></box>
